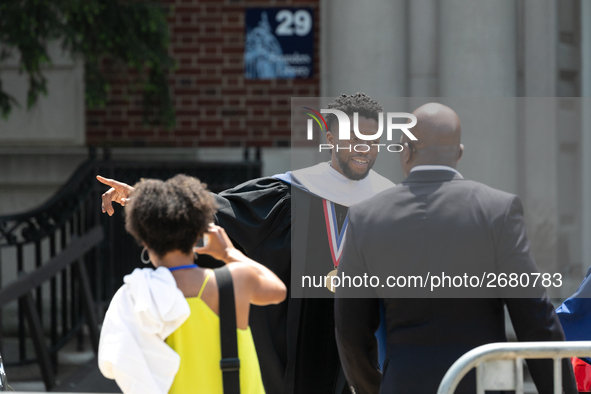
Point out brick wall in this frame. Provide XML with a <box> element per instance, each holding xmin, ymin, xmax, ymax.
<box><xmin>86</xmin><ymin>0</ymin><xmax>320</xmax><ymax>148</ymax></box>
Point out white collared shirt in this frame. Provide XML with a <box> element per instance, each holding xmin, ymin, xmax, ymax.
<box><xmin>409</xmin><ymin>165</ymin><xmax>463</xmax><ymax>179</ymax></box>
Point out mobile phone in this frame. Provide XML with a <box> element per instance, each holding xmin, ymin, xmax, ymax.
<box><xmin>196</xmin><ymin>234</ymin><xmax>209</xmax><ymax>248</ymax></box>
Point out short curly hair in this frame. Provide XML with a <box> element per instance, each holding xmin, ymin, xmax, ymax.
<box><xmin>324</xmin><ymin>92</ymin><xmax>384</xmax><ymax>132</ymax></box>
<box><xmin>125</xmin><ymin>174</ymin><xmax>217</xmax><ymax>258</ymax></box>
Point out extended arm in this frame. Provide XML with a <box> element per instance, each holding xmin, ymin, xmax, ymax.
<box><xmin>195</xmin><ymin>224</ymin><xmax>287</xmax><ymax>305</ymax></box>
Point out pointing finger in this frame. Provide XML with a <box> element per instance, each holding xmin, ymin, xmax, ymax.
<box><xmin>96</xmin><ymin>175</ymin><xmax>128</xmax><ymax>190</ymax></box>
<box><xmin>96</xmin><ymin>175</ymin><xmax>116</xmax><ymax>188</ymax></box>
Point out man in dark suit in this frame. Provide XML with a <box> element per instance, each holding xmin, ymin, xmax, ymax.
<box><xmin>334</xmin><ymin>103</ymin><xmax>577</xmax><ymax>394</ymax></box>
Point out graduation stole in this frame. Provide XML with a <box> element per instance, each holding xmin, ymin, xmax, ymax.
<box><xmin>322</xmin><ymin>199</ymin><xmax>349</xmax><ymax>292</ymax></box>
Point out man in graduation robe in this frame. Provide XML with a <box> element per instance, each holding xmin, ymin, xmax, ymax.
<box><xmin>98</xmin><ymin>93</ymin><xmax>394</xmax><ymax>394</ymax></box>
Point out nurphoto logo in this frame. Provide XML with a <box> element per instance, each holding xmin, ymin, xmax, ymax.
<box><xmin>302</xmin><ymin>108</ymin><xmax>418</xmax><ymax>152</ymax></box>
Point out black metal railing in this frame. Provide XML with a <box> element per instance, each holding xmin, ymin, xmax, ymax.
<box><xmin>0</xmin><ymin>227</ymin><xmax>103</xmax><ymax>390</ymax></box>
<box><xmin>0</xmin><ymin>149</ymin><xmax>262</xmax><ymax>389</ymax></box>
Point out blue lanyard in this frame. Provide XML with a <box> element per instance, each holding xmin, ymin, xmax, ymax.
<box><xmin>168</xmin><ymin>264</ymin><xmax>199</xmax><ymax>272</ymax></box>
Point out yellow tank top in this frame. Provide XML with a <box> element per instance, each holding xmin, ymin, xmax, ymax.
<box><xmin>166</xmin><ymin>271</ymin><xmax>266</xmax><ymax>394</ymax></box>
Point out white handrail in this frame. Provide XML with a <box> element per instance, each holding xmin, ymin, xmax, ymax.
<box><xmin>437</xmin><ymin>341</ymin><xmax>591</xmax><ymax>394</ymax></box>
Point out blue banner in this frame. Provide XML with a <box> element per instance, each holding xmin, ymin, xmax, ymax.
<box><xmin>245</xmin><ymin>7</ymin><xmax>314</xmax><ymax>80</ymax></box>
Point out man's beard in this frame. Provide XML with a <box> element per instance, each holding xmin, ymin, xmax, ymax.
<box><xmin>335</xmin><ymin>152</ymin><xmax>373</xmax><ymax>180</ymax></box>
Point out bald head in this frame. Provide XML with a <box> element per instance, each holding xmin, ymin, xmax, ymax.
<box><xmin>400</xmin><ymin>103</ymin><xmax>463</xmax><ymax>175</ymax></box>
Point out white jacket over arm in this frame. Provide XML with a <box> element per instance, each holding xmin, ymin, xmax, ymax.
<box><xmin>98</xmin><ymin>267</ymin><xmax>190</xmax><ymax>394</ymax></box>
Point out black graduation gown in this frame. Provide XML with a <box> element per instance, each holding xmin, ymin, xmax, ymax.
<box><xmin>208</xmin><ymin>177</ymin><xmax>350</xmax><ymax>394</ymax></box>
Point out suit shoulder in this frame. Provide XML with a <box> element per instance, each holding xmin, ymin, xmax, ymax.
<box><xmin>449</xmin><ymin>180</ymin><xmax>523</xmax><ymax>224</ymax></box>
<box><xmin>458</xmin><ymin>179</ymin><xmax>516</xmax><ymax>199</ymax></box>
<box><xmin>351</xmin><ymin>178</ymin><xmax>519</xmax><ymax>218</ymax></box>
<box><xmin>458</xmin><ymin>179</ymin><xmax>519</xmax><ymax>208</ymax></box>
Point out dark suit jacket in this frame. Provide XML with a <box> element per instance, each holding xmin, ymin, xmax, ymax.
<box><xmin>334</xmin><ymin>169</ymin><xmax>576</xmax><ymax>394</ymax></box>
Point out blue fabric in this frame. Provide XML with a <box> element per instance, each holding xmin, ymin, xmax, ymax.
<box><xmin>272</xmin><ymin>172</ymin><xmax>292</xmax><ymax>185</ymax></box>
<box><xmin>376</xmin><ymin>300</ymin><xmax>387</xmax><ymax>370</ymax></box>
<box><xmin>168</xmin><ymin>264</ymin><xmax>198</xmax><ymax>272</ymax></box>
<box><xmin>556</xmin><ymin>266</ymin><xmax>591</xmax><ymax>364</ymax></box>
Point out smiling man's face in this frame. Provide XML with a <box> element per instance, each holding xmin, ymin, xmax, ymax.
<box><xmin>327</xmin><ymin>115</ymin><xmax>380</xmax><ymax>180</ymax></box>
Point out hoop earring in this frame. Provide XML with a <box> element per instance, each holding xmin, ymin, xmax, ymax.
<box><xmin>193</xmin><ymin>250</ymin><xmax>199</xmax><ymax>261</ymax></box>
<box><xmin>141</xmin><ymin>247</ymin><xmax>151</xmax><ymax>265</ymax></box>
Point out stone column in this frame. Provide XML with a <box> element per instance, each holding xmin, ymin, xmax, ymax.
<box><xmin>521</xmin><ymin>0</ymin><xmax>560</xmax><ymax>279</ymax></box>
<box><xmin>523</xmin><ymin>0</ymin><xmax>557</xmax><ymax>97</ymax></box>
<box><xmin>438</xmin><ymin>0</ymin><xmax>518</xmax><ymax>195</ymax></box>
<box><xmin>581</xmin><ymin>0</ymin><xmax>591</xmax><ymax>274</ymax></box>
<box><xmin>320</xmin><ymin>0</ymin><xmax>407</xmax><ymax>98</ymax></box>
<box><xmin>408</xmin><ymin>0</ymin><xmax>438</xmax><ymax>98</ymax></box>
<box><xmin>439</xmin><ymin>0</ymin><xmax>517</xmax><ymax>97</ymax></box>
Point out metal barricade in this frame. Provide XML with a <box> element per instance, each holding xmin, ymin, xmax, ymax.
<box><xmin>0</xmin><ymin>352</ymin><xmax>6</xmax><ymax>391</ymax></box>
<box><xmin>437</xmin><ymin>341</ymin><xmax>591</xmax><ymax>394</ymax></box>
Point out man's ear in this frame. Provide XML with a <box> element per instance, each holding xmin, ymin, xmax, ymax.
<box><xmin>458</xmin><ymin>144</ymin><xmax>464</xmax><ymax>162</ymax></box>
<box><xmin>403</xmin><ymin>142</ymin><xmax>413</xmax><ymax>164</ymax></box>
<box><xmin>326</xmin><ymin>131</ymin><xmax>335</xmax><ymax>145</ymax></box>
